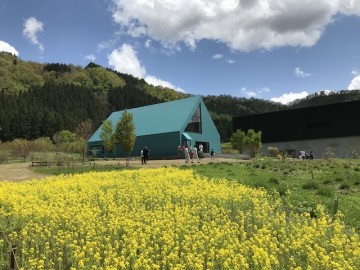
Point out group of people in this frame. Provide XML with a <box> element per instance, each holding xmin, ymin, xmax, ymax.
<box><xmin>182</xmin><ymin>144</ymin><xmax>216</xmax><ymax>163</ymax></box>
<box><xmin>141</xmin><ymin>144</ymin><xmax>216</xmax><ymax>164</ymax></box>
<box><xmin>184</xmin><ymin>145</ymin><xmax>201</xmax><ymax>163</ymax></box>
<box><xmin>299</xmin><ymin>150</ymin><xmax>314</xmax><ymax>160</ymax></box>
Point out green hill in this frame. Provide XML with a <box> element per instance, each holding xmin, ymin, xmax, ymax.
<box><xmin>1</xmin><ymin>52</ymin><xmax>359</xmax><ymax>142</ymax></box>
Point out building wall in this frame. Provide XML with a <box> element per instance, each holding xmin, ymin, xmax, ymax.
<box><xmin>233</xmin><ymin>100</ymin><xmax>360</xmax><ymax>143</ymax></box>
<box><xmin>262</xmin><ymin>136</ymin><xmax>360</xmax><ymax>158</ymax></box>
<box><xmin>132</xmin><ymin>132</ymin><xmax>180</xmax><ymax>158</ymax></box>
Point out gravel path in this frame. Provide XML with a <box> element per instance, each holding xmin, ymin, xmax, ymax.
<box><xmin>0</xmin><ymin>162</ymin><xmax>50</xmax><ymax>181</ymax></box>
<box><xmin>0</xmin><ymin>157</ymin><xmax>246</xmax><ymax>182</ymax></box>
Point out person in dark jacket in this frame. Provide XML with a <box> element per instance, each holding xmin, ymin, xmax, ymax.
<box><xmin>143</xmin><ymin>146</ymin><xmax>150</xmax><ymax>163</ymax></box>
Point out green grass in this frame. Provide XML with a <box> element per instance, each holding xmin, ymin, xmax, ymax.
<box><xmin>189</xmin><ymin>158</ymin><xmax>360</xmax><ymax>232</ymax></box>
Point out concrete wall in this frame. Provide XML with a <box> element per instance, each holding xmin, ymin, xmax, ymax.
<box><xmin>262</xmin><ymin>136</ymin><xmax>360</xmax><ymax>159</ymax></box>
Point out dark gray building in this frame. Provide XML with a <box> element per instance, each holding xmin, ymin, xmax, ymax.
<box><xmin>233</xmin><ymin>100</ymin><xmax>360</xmax><ymax>158</ymax></box>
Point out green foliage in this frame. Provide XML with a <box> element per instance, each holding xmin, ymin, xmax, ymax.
<box><xmin>53</xmin><ymin>130</ymin><xmax>83</xmax><ymax>154</ymax></box>
<box><xmin>302</xmin><ymin>181</ymin><xmax>319</xmax><ymax>190</ymax></box>
<box><xmin>114</xmin><ymin>110</ymin><xmax>136</xmax><ymax>165</ymax></box>
<box><xmin>4</xmin><ymin>52</ymin><xmax>360</xmax><ymax>146</ymax></box>
<box><xmin>339</xmin><ymin>183</ymin><xmax>350</xmax><ymax>190</ymax></box>
<box><xmin>268</xmin><ymin>177</ymin><xmax>280</xmax><ymax>185</ymax></box>
<box><xmin>32</xmin><ymin>137</ymin><xmax>54</xmax><ymax>152</ymax></box>
<box><xmin>316</xmin><ymin>187</ymin><xmax>334</xmax><ymax>197</ymax></box>
<box><xmin>245</xmin><ymin>129</ymin><xmax>262</xmax><ymax>157</ymax></box>
<box><xmin>100</xmin><ymin>119</ymin><xmax>115</xmax><ymax>155</ymax></box>
<box><xmin>230</xmin><ymin>129</ymin><xmax>246</xmax><ymax>153</ymax></box>
<box><xmin>190</xmin><ymin>158</ymin><xmax>360</xmax><ymax>231</ymax></box>
<box><xmin>230</xmin><ymin>129</ymin><xmax>262</xmax><ymax>157</ymax></box>
<box><xmin>268</xmin><ymin>146</ymin><xmax>280</xmax><ymax>157</ymax></box>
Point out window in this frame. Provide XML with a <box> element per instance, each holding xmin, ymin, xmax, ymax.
<box><xmin>185</xmin><ymin>105</ymin><xmax>202</xmax><ymax>133</ymax></box>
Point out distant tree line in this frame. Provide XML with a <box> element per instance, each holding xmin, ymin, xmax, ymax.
<box><xmin>1</xmin><ymin>52</ymin><xmax>360</xmax><ymax>144</ymax></box>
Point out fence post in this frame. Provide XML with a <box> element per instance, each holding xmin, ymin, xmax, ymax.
<box><xmin>10</xmin><ymin>245</ymin><xmax>16</xmax><ymax>270</ymax></box>
<box><xmin>332</xmin><ymin>198</ymin><xmax>338</xmax><ymax>222</ymax></box>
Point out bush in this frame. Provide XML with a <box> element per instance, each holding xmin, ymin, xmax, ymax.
<box><xmin>323</xmin><ymin>179</ymin><xmax>332</xmax><ymax>185</ymax></box>
<box><xmin>339</xmin><ymin>183</ymin><xmax>350</xmax><ymax>190</ymax></box>
<box><xmin>302</xmin><ymin>181</ymin><xmax>319</xmax><ymax>190</ymax></box>
<box><xmin>269</xmin><ymin>177</ymin><xmax>279</xmax><ymax>185</ymax></box>
<box><xmin>268</xmin><ymin>146</ymin><xmax>280</xmax><ymax>157</ymax></box>
<box><xmin>316</xmin><ymin>188</ymin><xmax>334</xmax><ymax>197</ymax></box>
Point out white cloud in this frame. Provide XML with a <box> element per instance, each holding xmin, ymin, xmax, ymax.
<box><xmin>0</xmin><ymin>41</ymin><xmax>19</xmax><ymax>56</ymax></box>
<box><xmin>85</xmin><ymin>54</ymin><xmax>96</xmax><ymax>62</ymax></box>
<box><xmin>227</xmin><ymin>59</ymin><xmax>235</xmax><ymax>64</ymax></box>
<box><xmin>351</xmin><ymin>69</ymin><xmax>359</xmax><ymax>76</ymax></box>
<box><xmin>295</xmin><ymin>67</ymin><xmax>312</xmax><ymax>78</ymax></box>
<box><xmin>108</xmin><ymin>43</ymin><xmax>146</xmax><ymax>78</ymax></box>
<box><xmin>271</xmin><ymin>91</ymin><xmax>308</xmax><ymax>104</ymax></box>
<box><xmin>145</xmin><ymin>39</ymin><xmax>152</xmax><ymax>48</ymax></box>
<box><xmin>110</xmin><ymin>0</ymin><xmax>360</xmax><ymax>52</ymax></box>
<box><xmin>348</xmin><ymin>75</ymin><xmax>360</xmax><ymax>90</ymax></box>
<box><xmin>97</xmin><ymin>38</ymin><xmax>119</xmax><ymax>51</ymax></box>
<box><xmin>145</xmin><ymin>75</ymin><xmax>185</xmax><ymax>93</ymax></box>
<box><xmin>108</xmin><ymin>43</ymin><xmax>184</xmax><ymax>92</ymax></box>
<box><xmin>241</xmin><ymin>87</ymin><xmax>270</xmax><ymax>98</ymax></box>
<box><xmin>241</xmin><ymin>87</ymin><xmax>257</xmax><ymax>98</ymax></box>
<box><xmin>23</xmin><ymin>17</ymin><xmax>44</xmax><ymax>50</ymax></box>
<box><xmin>212</xmin><ymin>54</ymin><xmax>223</xmax><ymax>59</ymax></box>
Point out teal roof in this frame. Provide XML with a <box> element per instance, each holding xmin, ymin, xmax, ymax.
<box><xmin>88</xmin><ymin>96</ymin><xmax>201</xmax><ymax>142</ymax></box>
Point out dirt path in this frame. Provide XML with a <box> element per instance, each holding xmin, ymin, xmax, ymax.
<box><xmin>0</xmin><ymin>157</ymin><xmax>246</xmax><ymax>182</ymax></box>
<box><xmin>0</xmin><ymin>162</ymin><xmax>50</xmax><ymax>181</ymax></box>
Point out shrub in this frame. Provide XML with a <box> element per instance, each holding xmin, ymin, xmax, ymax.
<box><xmin>267</xmin><ymin>146</ymin><xmax>280</xmax><ymax>157</ymax></box>
<box><xmin>276</xmin><ymin>185</ymin><xmax>287</xmax><ymax>196</ymax></box>
<box><xmin>323</xmin><ymin>179</ymin><xmax>332</xmax><ymax>185</ymax></box>
<box><xmin>354</xmin><ymin>180</ymin><xmax>360</xmax><ymax>186</ymax></box>
<box><xmin>339</xmin><ymin>183</ymin><xmax>350</xmax><ymax>190</ymax></box>
<box><xmin>316</xmin><ymin>188</ymin><xmax>334</xmax><ymax>197</ymax></box>
<box><xmin>302</xmin><ymin>181</ymin><xmax>319</xmax><ymax>190</ymax></box>
<box><xmin>335</xmin><ymin>177</ymin><xmax>344</xmax><ymax>182</ymax></box>
<box><xmin>269</xmin><ymin>177</ymin><xmax>279</xmax><ymax>185</ymax></box>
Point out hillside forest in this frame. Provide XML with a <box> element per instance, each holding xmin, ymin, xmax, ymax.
<box><xmin>1</xmin><ymin>52</ymin><xmax>360</xmax><ymax>143</ymax></box>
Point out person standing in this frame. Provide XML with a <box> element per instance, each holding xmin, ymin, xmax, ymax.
<box><xmin>210</xmin><ymin>149</ymin><xmax>215</xmax><ymax>160</ymax></box>
<box><xmin>198</xmin><ymin>143</ymin><xmax>204</xmax><ymax>159</ymax></box>
<box><xmin>140</xmin><ymin>149</ymin><xmax>145</xmax><ymax>164</ymax></box>
<box><xmin>192</xmin><ymin>145</ymin><xmax>200</xmax><ymax>163</ymax></box>
<box><xmin>143</xmin><ymin>146</ymin><xmax>149</xmax><ymax>164</ymax></box>
<box><xmin>184</xmin><ymin>146</ymin><xmax>190</xmax><ymax>163</ymax></box>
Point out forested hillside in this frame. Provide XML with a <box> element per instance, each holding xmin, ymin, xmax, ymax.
<box><xmin>1</xmin><ymin>52</ymin><xmax>359</xmax><ymax>142</ymax></box>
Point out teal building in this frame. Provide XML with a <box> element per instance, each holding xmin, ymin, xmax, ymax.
<box><xmin>87</xmin><ymin>96</ymin><xmax>221</xmax><ymax>158</ymax></box>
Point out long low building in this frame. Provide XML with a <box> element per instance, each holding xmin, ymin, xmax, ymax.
<box><xmin>233</xmin><ymin>100</ymin><xmax>360</xmax><ymax>158</ymax></box>
<box><xmin>88</xmin><ymin>96</ymin><xmax>221</xmax><ymax>159</ymax></box>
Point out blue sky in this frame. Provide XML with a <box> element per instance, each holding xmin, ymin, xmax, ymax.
<box><xmin>1</xmin><ymin>0</ymin><xmax>360</xmax><ymax>104</ymax></box>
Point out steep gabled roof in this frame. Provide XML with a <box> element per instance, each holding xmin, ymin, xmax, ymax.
<box><xmin>88</xmin><ymin>96</ymin><xmax>201</xmax><ymax>142</ymax></box>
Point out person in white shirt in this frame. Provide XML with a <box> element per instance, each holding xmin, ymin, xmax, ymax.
<box><xmin>192</xmin><ymin>146</ymin><xmax>200</xmax><ymax>163</ymax></box>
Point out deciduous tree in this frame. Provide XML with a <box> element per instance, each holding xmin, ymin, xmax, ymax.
<box><xmin>114</xmin><ymin>110</ymin><xmax>136</xmax><ymax>166</ymax></box>
<box><xmin>100</xmin><ymin>119</ymin><xmax>115</xmax><ymax>157</ymax></box>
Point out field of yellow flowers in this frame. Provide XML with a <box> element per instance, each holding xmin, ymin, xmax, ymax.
<box><xmin>1</xmin><ymin>167</ymin><xmax>360</xmax><ymax>269</ymax></box>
